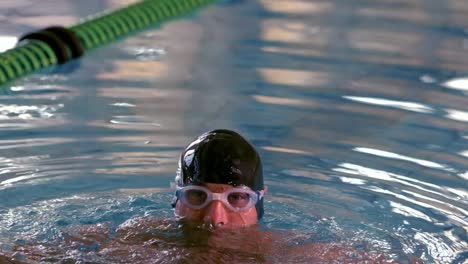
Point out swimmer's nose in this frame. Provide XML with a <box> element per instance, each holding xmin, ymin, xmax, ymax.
<box><xmin>203</xmin><ymin>200</ymin><xmax>229</xmax><ymax>226</ymax></box>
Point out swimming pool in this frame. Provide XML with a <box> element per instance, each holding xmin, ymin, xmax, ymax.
<box><xmin>0</xmin><ymin>0</ymin><xmax>467</xmax><ymax>263</ymax></box>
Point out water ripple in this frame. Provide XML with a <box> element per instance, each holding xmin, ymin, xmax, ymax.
<box><xmin>0</xmin><ymin>103</ymin><xmax>63</xmax><ymax>120</ymax></box>
<box><xmin>109</xmin><ymin>115</ymin><xmax>161</xmax><ymax>127</ymax></box>
<box><xmin>442</xmin><ymin>77</ymin><xmax>468</xmax><ymax>92</ymax></box>
<box><xmin>123</xmin><ymin>45</ymin><xmax>166</xmax><ymax>61</ymax></box>
<box><xmin>343</xmin><ymin>96</ymin><xmax>434</xmax><ymax>113</ymax></box>
<box><xmin>353</xmin><ymin>147</ymin><xmax>452</xmax><ymax>171</ymax></box>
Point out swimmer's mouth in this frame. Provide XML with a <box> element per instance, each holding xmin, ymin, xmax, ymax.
<box><xmin>187</xmin><ymin>220</ymin><xmax>232</xmax><ymax>230</ymax></box>
<box><xmin>202</xmin><ymin>222</ymin><xmax>227</xmax><ymax>229</ymax></box>
<box><xmin>177</xmin><ymin>216</ymin><xmax>248</xmax><ymax>230</ymax></box>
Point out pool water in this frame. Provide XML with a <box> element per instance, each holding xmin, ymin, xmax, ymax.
<box><xmin>0</xmin><ymin>0</ymin><xmax>467</xmax><ymax>263</ymax></box>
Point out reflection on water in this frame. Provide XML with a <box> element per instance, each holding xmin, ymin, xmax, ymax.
<box><xmin>0</xmin><ymin>0</ymin><xmax>468</xmax><ymax>263</ymax></box>
<box><xmin>443</xmin><ymin>77</ymin><xmax>468</xmax><ymax>92</ymax></box>
<box><xmin>343</xmin><ymin>96</ymin><xmax>434</xmax><ymax>114</ymax></box>
<box><xmin>353</xmin><ymin>147</ymin><xmax>450</xmax><ymax>170</ymax></box>
<box><xmin>0</xmin><ymin>36</ymin><xmax>17</xmax><ymax>52</ymax></box>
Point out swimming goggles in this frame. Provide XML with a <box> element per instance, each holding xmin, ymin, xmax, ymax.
<box><xmin>175</xmin><ymin>185</ymin><xmax>264</xmax><ymax>212</ymax></box>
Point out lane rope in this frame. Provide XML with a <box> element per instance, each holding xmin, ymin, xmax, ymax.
<box><xmin>0</xmin><ymin>0</ymin><xmax>216</xmax><ymax>87</ymax></box>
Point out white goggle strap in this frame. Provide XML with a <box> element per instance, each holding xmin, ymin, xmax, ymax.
<box><xmin>256</xmin><ymin>189</ymin><xmax>265</xmax><ymax>201</ymax></box>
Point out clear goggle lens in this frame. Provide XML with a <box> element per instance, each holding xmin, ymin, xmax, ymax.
<box><xmin>176</xmin><ymin>185</ymin><xmax>263</xmax><ymax>212</ymax></box>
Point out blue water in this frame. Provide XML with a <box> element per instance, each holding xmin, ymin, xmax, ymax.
<box><xmin>0</xmin><ymin>0</ymin><xmax>467</xmax><ymax>263</ymax></box>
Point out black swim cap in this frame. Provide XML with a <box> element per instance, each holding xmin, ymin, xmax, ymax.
<box><xmin>174</xmin><ymin>129</ymin><xmax>264</xmax><ymax>219</ymax></box>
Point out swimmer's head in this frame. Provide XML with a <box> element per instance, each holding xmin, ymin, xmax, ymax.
<box><xmin>173</xmin><ymin>129</ymin><xmax>265</xmax><ymax>224</ymax></box>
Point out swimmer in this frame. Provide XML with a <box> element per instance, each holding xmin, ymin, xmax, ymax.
<box><xmin>172</xmin><ymin>129</ymin><xmax>266</xmax><ymax>229</ymax></box>
<box><xmin>169</xmin><ymin>129</ymin><xmax>422</xmax><ymax>263</ymax></box>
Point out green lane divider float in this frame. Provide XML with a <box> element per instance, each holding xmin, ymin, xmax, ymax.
<box><xmin>0</xmin><ymin>0</ymin><xmax>216</xmax><ymax>86</ymax></box>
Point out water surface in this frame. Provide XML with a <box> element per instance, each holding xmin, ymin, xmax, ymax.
<box><xmin>0</xmin><ymin>0</ymin><xmax>467</xmax><ymax>263</ymax></box>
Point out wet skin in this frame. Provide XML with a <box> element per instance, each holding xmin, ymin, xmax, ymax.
<box><xmin>174</xmin><ymin>183</ymin><xmax>265</xmax><ymax>228</ymax></box>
